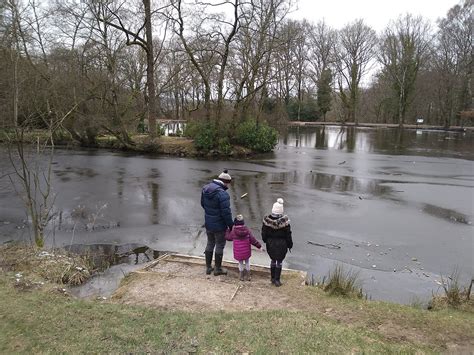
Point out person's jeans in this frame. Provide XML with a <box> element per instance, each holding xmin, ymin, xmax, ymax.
<box><xmin>205</xmin><ymin>230</ymin><xmax>226</xmax><ymax>255</ymax></box>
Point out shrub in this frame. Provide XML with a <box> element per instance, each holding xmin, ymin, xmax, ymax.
<box><xmin>234</xmin><ymin>120</ymin><xmax>278</xmax><ymax>152</ymax></box>
<box><xmin>185</xmin><ymin>122</ymin><xmax>217</xmax><ymax>151</ymax></box>
<box><xmin>286</xmin><ymin>97</ymin><xmax>320</xmax><ymax>121</ymax></box>
<box><xmin>183</xmin><ymin>121</ymin><xmax>200</xmax><ymax>138</ymax></box>
<box><xmin>217</xmin><ymin>137</ymin><xmax>232</xmax><ymax>155</ymax></box>
<box><xmin>137</xmin><ymin>121</ymin><xmax>146</xmax><ymax>133</ymax></box>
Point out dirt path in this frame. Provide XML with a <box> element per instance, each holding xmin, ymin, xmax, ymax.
<box><xmin>112</xmin><ymin>254</ymin><xmax>307</xmax><ymax>312</ymax></box>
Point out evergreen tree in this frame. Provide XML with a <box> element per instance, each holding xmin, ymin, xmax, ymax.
<box><xmin>317</xmin><ymin>68</ymin><xmax>333</xmax><ymax>121</ymax></box>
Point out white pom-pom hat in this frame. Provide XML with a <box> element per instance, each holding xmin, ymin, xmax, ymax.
<box><xmin>218</xmin><ymin>169</ymin><xmax>232</xmax><ymax>183</ymax></box>
<box><xmin>272</xmin><ymin>198</ymin><xmax>284</xmax><ymax>215</ymax></box>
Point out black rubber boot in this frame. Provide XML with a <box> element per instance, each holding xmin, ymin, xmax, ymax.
<box><xmin>274</xmin><ymin>267</ymin><xmax>282</xmax><ymax>287</ymax></box>
<box><xmin>270</xmin><ymin>266</ymin><xmax>276</xmax><ymax>285</ymax></box>
<box><xmin>246</xmin><ymin>270</ymin><xmax>251</xmax><ymax>281</ymax></box>
<box><xmin>214</xmin><ymin>253</ymin><xmax>227</xmax><ymax>276</ymax></box>
<box><xmin>205</xmin><ymin>250</ymin><xmax>214</xmax><ymax>275</ymax></box>
<box><xmin>239</xmin><ymin>270</ymin><xmax>245</xmax><ymax>281</ymax></box>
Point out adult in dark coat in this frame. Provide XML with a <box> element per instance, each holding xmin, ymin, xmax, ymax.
<box><xmin>261</xmin><ymin>198</ymin><xmax>293</xmax><ymax>286</ymax></box>
<box><xmin>201</xmin><ymin>170</ymin><xmax>234</xmax><ymax>275</ymax></box>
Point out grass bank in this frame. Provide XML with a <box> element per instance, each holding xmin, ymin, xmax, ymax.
<box><xmin>1</xmin><ymin>244</ymin><xmax>472</xmax><ymax>353</ymax></box>
<box><xmin>0</xmin><ymin>271</ymin><xmax>473</xmax><ymax>353</ymax></box>
<box><xmin>0</xmin><ymin>276</ymin><xmax>434</xmax><ymax>353</ymax></box>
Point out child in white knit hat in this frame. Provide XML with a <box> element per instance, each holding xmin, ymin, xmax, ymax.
<box><xmin>261</xmin><ymin>198</ymin><xmax>293</xmax><ymax>286</ymax></box>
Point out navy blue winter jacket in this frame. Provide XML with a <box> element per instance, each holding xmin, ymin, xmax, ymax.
<box><xmin>201</xmin><ymin>180</ymin><xmax>234</xmax><ymax>232</ymax></box>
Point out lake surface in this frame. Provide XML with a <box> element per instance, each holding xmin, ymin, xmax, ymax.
<box><xmin>1</xmin><ymin>126</ymin><xmax>473</xmax><ymax>304</ymax></box>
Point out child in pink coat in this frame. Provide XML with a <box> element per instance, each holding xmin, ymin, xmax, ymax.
<box><xmin>225</xmin><ymin>214</ymin><xmax>262</xmax><ymax>281</ymax></box>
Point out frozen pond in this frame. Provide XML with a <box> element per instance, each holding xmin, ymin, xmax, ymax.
<box><xmin>1</xmin><ymin>126</ymin><xmax>473</xmax><ymax>304</ymax></box>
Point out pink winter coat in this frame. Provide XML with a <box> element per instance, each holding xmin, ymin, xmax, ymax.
<box><xmin>225</xmin><ymin>225</ymin><xmax>261</xmax><ymax>261</ymax></box>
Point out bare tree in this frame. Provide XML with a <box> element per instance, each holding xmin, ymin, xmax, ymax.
<box><xmin>307</xmin><ymin>21</ymin><xmax>336</xmax><ymax>121</ymax></box>
<box><xmin>7</xmin><ymin>108</ymin><xmax>78</xmax><ymax>247</ymax></box>
<box><xmin>434</xmin><ymin>0</ymin><xmax>472</xmax><ymax>127</ymax></box>
<box><xmin>230</xmin><ymin>0</ymin><xmax>290</xmax><ymax>124</ymax></box>
<box><xmin>96</xmin><ymin>0</ymin><xmax>170</xmax><ymax>138</ymax></box>
<box><xmin>274</xmin><ymin>20</ymin><xmax>299</xmax><ymax>106</ymax></box>
<box><xmin>87</xmin><ymin>1</ymin><xmax>136</xmax><ymax>146</ymax></box>
<box><xmin>291</xmin><ymin>20</ymin><xmax>310</xmax><ymax>121</ymax></box>
<box><xmin>334</xmin><ymin>19</ymin><xmax>377</xmax><ymax>124</ymax></box>
<box><xmin>379</xmin><ymin>14</ymin><xmax>431</xmax><ymax>127</ymax></box>
<box><xmin>172</xmin><ymin>0</ymin><xmax>241</xmax><ymax>127</ymax></box>
<box><xmin>5</xmin><ymin>0</ymin><xmax>82</xmax><ymax>247</ymax></box>
<box><xmin>307</xmin><ymin>20</ymin><xmax>336</xmax><ymax>86</ymax></box>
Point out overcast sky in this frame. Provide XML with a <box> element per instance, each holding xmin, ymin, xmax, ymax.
<box><xmin>288</xmin><ymin>0</ymin><xmax>460</xmax><ymax>32</ymax></box>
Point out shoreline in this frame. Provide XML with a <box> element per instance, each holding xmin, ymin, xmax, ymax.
<box><xmin>2</xmin><ymin>123</ymin><xmax>472</xmax><ymax>159</ymax></box>
<box><xmin>0</xmin><ymin>133</ymin><xmax>254</xmax><ymax>158</ymax></box>
<box><xmin>287</xmin><ymin>121</ymin><xmax>474</xmax><ymax>132</ymax></box>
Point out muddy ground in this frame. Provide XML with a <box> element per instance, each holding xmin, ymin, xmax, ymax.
<box><xmin>113</xmin><ymin>254</ymin><xmax>307</xmax><ymax>312</ymax></box>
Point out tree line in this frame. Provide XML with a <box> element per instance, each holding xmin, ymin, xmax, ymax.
<box><xmin>0</xmin><ymin>0</ymin><xmax>472</xmax><ymax>146</ymax></box>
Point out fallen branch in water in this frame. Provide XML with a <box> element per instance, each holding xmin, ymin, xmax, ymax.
<box><xmin>0</xmin><ymin>172</ymin><xmax>14</xmax><ymax>180</ymax></box>
<box><xmin>307</xmin><ymin>241</ymin><xmax>341</xmax><ymax>249</ymax></box>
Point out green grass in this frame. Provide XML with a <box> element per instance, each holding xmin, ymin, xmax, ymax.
<box><xmin>319</xmin><ymin>264</ymin><xmax>365</xmax><ymax>298</ymax></box>
<box><xmin>0</xmin><ymin>276</ymin><xmax>440</xmax><ymax>354</ymax></box>
<box><xmin>0</xmin><ymin>243</ymin><xmax>472</xmax><ymax>353</ymax></box>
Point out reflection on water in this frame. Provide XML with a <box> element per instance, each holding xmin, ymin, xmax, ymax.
<box><xmin>148</xmin><ymin>181</ymin><xmax>159</xmax><ymax>224</ymax></box>
<box><xmin>268</xmin><ymin>171</ymin><xmax>393</xmax><ymax>196</ymax></box>
<box><xmin>29</xmin><ymin>126</ymin><xmax>474</xmax><ymax>237</ymax></box>
<box><xmin>66</xmin><ymin>243</ymin><xmax>163</xmax><ymax>299</ymax></box>
<box><xmin>282</xmin><ymin>126</ymin><xmax>362</xmax><ymax>151</ymax></box>
<box><xmin>65</xmin><ymin>243</ymin><xmax>161</xmax><ymax>268</ymax></box>
<box><xmin>54</xmin><ymin>167</ymin><xmax>99</xmax><ymax>183</ymax></box>
<box><xmin>282</xmin><ymin>126</ymin><xmax>474</xmax><ymax>158</ymax></box>
<box><xmin>117</xmin><ymin>169</ymin><xmax>124</xmax><ymax>198</ymax></box>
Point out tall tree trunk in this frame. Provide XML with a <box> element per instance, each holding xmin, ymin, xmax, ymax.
<box><xmin>398</xmin><ymin>87</ymin><xmax>405</xmax><ymax>128</ymax></box>
<box><xmin>215</xmin><ymin>0</ymin><xmax>239</xmax><ymax>130</ymax></box>
<box><xmin>11</xmin><ymin>2</ymin><xmax>20</xmax><ymax>128</ymax></box>
<box><xmin>350</xmin><ymin>63</ymin><xmax>358</xmax><ymax>125</ymax></box>
<box><xmin>12</xmin><ymin>49</ymin><xmax>19</xmax><ymax>128</ymax></box>
<box><xmin>204</xmin><ymin>85</ymin><xmax>211</xmax><ymax>122</ymax></box>
<box><xmin>350</xmin><ymin>90</ymin><xmax>357</xmax><ymax>124</ymax></box>
<box><xmin>144</xmin><ymin>0</ymin><xmax>157</xmax><ymax>138</ymax></box>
